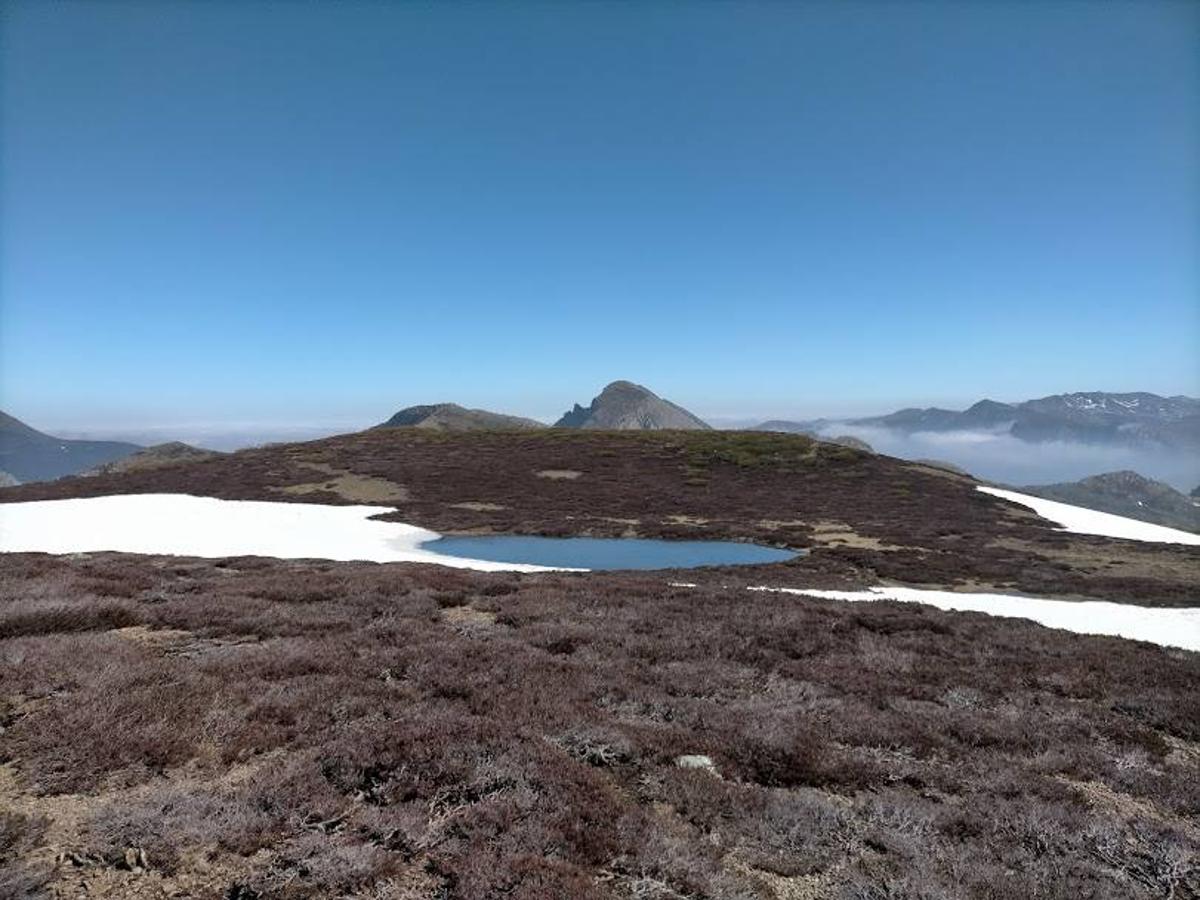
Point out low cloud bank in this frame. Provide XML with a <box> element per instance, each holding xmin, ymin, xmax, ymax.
<box><xmin>823</xmin><ymin>425</ymin><xmax>1200</xmax><ymax>491</ymax></box>
<box><xmin>53</xmin><ymin>424</ymin><xmax>362</xmax><ymax>452</ymax></box>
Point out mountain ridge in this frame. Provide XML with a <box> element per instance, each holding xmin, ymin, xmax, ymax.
<box><xmin>0</xmin><ymin>411</ymin><xmax>142</xmax><ymax>483</ymax></box>
<box><xmin>756</xmin><ymin>392</ymin><xmax>1199</xmax><ymax>451</ymax></box>
<box><xmin>377</xmin><ymin>403</ymin><xmax>543</xmax><ymax>431</ymax></box>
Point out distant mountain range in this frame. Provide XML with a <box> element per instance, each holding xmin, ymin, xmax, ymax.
<box><xmin>1020</xmin><ymin>470</ymin><xmax>1200</xmax><ymax>534</ymax></box>
<box><xmin>378</xmin><ymin>382</ymin><xmax>711</xmax><ymax>433</ymax></box>
<box><xmin>555</xmin><ymin>381</ymin><xmax>710</xmax><ymax>430</ymax></box>
<box><xmin>757</xmin><ymin>392</ymin><xmax>1200</xmax><ymax>451</ymax></box>
<box><xmin>0</xmin><ymin>412</ymin><xmax>143</xmax><ymax>483</ymax></box>
<box><xmin>7</xmin><ymin>387</ymin><xmax>1195</xmax><ymax>523</ymax></box>
<box><xmin>377</xmin><ymin>403</ymin><xmax>542</xmax><ymax>431</ymax></box>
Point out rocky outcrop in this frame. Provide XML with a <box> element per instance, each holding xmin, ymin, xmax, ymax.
<box><xmin>555</xmin><ymin>381</ymin><xmax>710</xmax><ymax>430</ymax></box>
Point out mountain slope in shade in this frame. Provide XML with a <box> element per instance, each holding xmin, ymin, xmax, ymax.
<box><xmin>1019</xmin><ymin>470</ymin><xmax>1200</xmax><ymax>534</ymax></box>
<box><xmin>377</xmin><ymin>403</ymin><xmax>543</xmax><ymax>431</ymax></box>
<box><xmin>555</xmin><ymin>381</ymin><xmax>710</xmax><ymax>430</ymax></box>
<box><xmin>0</xmin><ymin>411</ymin><xmax>142</xmax><ymax>483</ymax></box>
<box><xmin>859</xmin><ymin>399</ymin><xmax>1018</xmax><ymax>433</ymax></box>
<box><xmin>83</xmin><ymin>442</ymin><xmax>223</xmax><ymax>476</ymax></box>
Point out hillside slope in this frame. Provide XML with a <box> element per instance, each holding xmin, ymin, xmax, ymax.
<box><xmin>0</xmin><ymin>411</ymin><xmax>141</xmax><ymax>482</ymax></box>
<box><xmin>377</xmin><ymin>403</ymin><xmax>543</xmax><ymax>431</ymax></box>
<box><xmin>83</xmin><ymin>442</ymin><xmax>223</xmax><ymax>476</ymax></box>
<box><xmin>1021</xmin><ymin>470</ymin><xmax>1200</xmax><ymax>534</ymax></box>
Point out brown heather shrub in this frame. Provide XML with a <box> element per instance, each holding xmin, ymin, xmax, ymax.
<box><xmin>0</xmin><ymin>810</ymin><xmax>51</xmax><ymax>900</ymax></box>
<box><xmin>0</xmin><ymin>551</ymin><xmax>1197</xmax><ymax>898</ymax></box>
<box><xmin>0</xmin><ymin>600</ymin><xmax>138</xmax><ymax>638</ymax></box>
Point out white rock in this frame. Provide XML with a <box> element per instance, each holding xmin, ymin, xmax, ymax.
<box><xmin>675</xmin><ymin>754</ymin><xmax>720</xmax><ymax>776</ymax></box>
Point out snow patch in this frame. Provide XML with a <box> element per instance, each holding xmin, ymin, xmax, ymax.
<box><xmin>978</xmin><ymin>486</ymin><xmax>1200</xmax><ymax>545</ymax></box>
<box><xmin>0</xmin><ymin>494</ymin><xmax>570</xmax><ymax>572</ymax></box>
<box><xmin>748</xmin><ymin>585</ymin><xmax>1200</xmax><ymax>652</ymax></box>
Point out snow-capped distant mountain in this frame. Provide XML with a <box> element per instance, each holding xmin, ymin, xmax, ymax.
<box><xmin>839</xmin><ymin>392</ymin><xmax>1200</xmax><ymax>451</ymax></box>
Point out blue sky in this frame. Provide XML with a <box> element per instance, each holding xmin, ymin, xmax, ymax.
<box><xmin>2</xmin><ymin>1</ymin><xmax>1197</xmax><ymax>432</ymax></box>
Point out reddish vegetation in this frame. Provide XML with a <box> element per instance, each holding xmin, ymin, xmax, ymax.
<box><xmin>1</xmin><ymin>552</ymin><xmax>1198</xmax><ymax>898</ymax></box>
<box><xmin>2</xmin><ymin>429</ymin><xmax>1197</xmax><ymax>604</ymax></box>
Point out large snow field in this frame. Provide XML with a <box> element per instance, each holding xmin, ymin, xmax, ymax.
<box><xmin>748</xmin><ymin>585</ymin><xmax>1200</xmax><ymax>652</ymax></box>
<box><xmin>978</xmin><ymin>485</ymin><xmax>1200</xmax><ymax>545</ymax></box>
<box><xmin>0</xmin><ymin>494</ymin><xmax>563</xmax><ymax>572</ymax></box>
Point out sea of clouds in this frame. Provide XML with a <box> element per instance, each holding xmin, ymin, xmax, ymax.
<box><xmin>821</xmin><ymin>425</ymin><xmax>1200</xmax><ymax>492</ymax></box>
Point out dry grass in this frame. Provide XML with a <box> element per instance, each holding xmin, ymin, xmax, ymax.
<box><xmin>274</xmin><ymin>463</ymin><xmax>410</xmax><ymax>503</ymax></box>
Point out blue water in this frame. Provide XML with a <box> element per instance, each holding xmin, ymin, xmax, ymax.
<box><xmin>421</xmin><ymin>534</ymin><xmax>798</xmax><ymax>570</ymax></box>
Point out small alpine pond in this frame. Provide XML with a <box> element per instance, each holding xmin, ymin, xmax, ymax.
<box><xmin>419</xmin><ymin>534</ymin><xmax>799</xmax><ymax>571</ymax></box>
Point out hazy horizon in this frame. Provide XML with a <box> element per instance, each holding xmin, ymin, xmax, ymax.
<box><xmin>17</xmin><ymin>383</ymin><xmax>1198</xmax><ymax>492</ymax></box>
<box><xmin>11</xmin><ymin>382</ymin><xmax>1200</xmax><ymax>435</ymax></box>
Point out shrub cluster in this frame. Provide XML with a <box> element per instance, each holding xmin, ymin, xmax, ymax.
<box><xmin>0</xmin><ymin>551</ymin><xmax>1197</xmax><ymax>898</ymax></box>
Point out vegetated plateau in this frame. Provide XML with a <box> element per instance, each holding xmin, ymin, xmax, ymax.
<box><xmin>1</xmin><ymin>428</ymin><xmax>1198</xmax><ymax>899</ymax></box>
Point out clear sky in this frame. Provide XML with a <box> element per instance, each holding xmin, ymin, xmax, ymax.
<box><xmin>2</xmin><ymin>1</ymin><xmax>1197</xmax><ymax>432</ymax></box>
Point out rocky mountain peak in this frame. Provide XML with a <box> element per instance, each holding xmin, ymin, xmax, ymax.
<box><xmin>554</xmin><ymin>381</ymin><xmax>710</xmax><ymax>430</ymax></box>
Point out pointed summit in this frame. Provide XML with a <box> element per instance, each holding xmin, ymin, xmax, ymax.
<box><xmin>554</xmin><ymin>381</ymin><xmax>710</xmax><ymax>430</ymax></box>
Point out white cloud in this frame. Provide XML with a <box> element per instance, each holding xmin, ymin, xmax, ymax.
<box><xmin>821</xmin><ymin>425</ymin><xmax>1200</xmax><ymax>491</ymax></box>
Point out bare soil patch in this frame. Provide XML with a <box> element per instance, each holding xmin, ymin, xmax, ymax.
<box><xmin>275</xmin><ymin>464</ymin><xmax>409</xmax><ymax>503</ymax></box>
<box><xmin>440</xmin><ymin>605</ymin><xmax>498</xmax><ymax>629</ymax></box>
<box><xmin>665</xmin><ymin>514</ymin><xmax>710</xmax><ymax>527</ymax></box>
<box><xmin>806</xmin><ymin>521</ymin><xmax>910</xmax><ymax>552</ymax></box>
<box><xmin>449</xmin><ymin>501</ymin><xmax>508</xmax><ymax>512</ymax></box>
